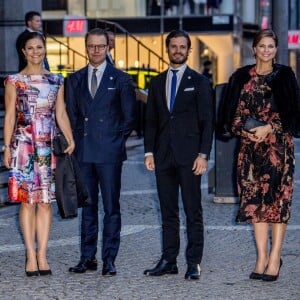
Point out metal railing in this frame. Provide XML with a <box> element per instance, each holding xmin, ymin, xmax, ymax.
<box><xmin>95</xmin><ymin>19</ymin><xmax>169</xmax><ymax>74</ymax></box>
<box><xmin>46</xmin><ymin>34</ymin><xmax>88</xmax><ymax>76</ymax></box>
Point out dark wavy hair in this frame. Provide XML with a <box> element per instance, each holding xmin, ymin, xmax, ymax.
<box><xmin>85</xmin><ymin>28</ymin><xmax>109</xmax><ymax>46</ymax></box>
<box><xmin>252</xmin><ymin>29</ymin><xmax>278</xmax><ymax>48</ymax></box>
<box><xmin>165</xmin><ymin>29</ymin><xmax>191</xmax><ymax>50</ymax></box>
<box><xmin>21</xmin><ymin>31</ymin><xmax>46</xmax><ymax>50</ymax></box>
<box><xmin>25</xmin><ymin>11</ymin><xmax>41</xmax><ymax>26</ymax></box>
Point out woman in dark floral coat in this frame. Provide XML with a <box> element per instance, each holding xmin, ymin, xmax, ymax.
<box><xmin>220</xmin><ymin>29</ymin><xmax>300</xmax><ymax>282</ymax></box>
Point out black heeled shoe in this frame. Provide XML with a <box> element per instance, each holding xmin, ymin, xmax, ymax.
<box><xmin>249</xmin><ymin>272</ymin><xmax>264</xmax><ymax>280</ymax></box>
<box><xmin>26</xmin><ymin>270</ymin><xmax>39</xmax><ymax>277</ymax></box>
<box><xmin>25</xmin><ymin>259</ymin><xmax>39</xmax><ymax>277</ymax></box>
<box><xmin>39</xmin><ymin>269</ymin><xmax>52</xmax><ymax>276</ymax></box>
<box><xmin>36</xmin><ymin>255</ymin><xmax>52</xmax><ymax>276</ymax></box>
<box><xmin>37</xmin><ymin>258</ymin><xmax>52</xmax><ymax>276</ymax></box>
<box><xmin>249</xmin><ymin>261</ymin><xmax>268</xmax><ymax>280</ymax></box>
<box><xmin>262</xmin><ymin>259</ymin><xmax>282</xmax><ymax>282</ymax></box>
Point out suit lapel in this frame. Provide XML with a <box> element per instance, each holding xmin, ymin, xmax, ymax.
<box><xmin>95</xmin><ymin>66</ymin><xmax>110</xmax><ymax>101</ymax></box>
<box><xmin>79</xmin><ymin>67</ymin><xmax>92</xmax><ymax>106</ymax></box>
<box><xmin>159</xmin><ymin>71</ymin><xmax>168</xmax><ymax>108</ymax></box>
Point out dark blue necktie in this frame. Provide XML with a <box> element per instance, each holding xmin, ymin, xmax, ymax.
<box><xmin>170</xmin><ymin>69</ymin><xmax>178</xmax><ymax>112</ymax></box>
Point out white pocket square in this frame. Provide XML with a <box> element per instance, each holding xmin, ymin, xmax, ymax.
<box><xmin>184</xmin><ymin>87</ymin><xmax>195</xmax><ymax>91</ymax></box>
<box><xmin>108</xmin><ymin>87</ymin><xmax>116</xmax><ymax>90</ymax></box>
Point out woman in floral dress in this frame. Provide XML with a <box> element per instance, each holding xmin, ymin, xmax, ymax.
<box><xmin>3</xmin><ymin>32</ymin><xmax>74</xmax><ymax>276</ymax></box>
<box><xmin>220</xmin><ymin>29</ymin><xmax>300</xmax><ymax>281</ymax></box>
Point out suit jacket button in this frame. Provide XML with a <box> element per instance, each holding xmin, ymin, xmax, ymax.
<box><xmin>84</xmin><ymin>133</ymin><xmax>87</xmax><ymax>136</ymax></box>
<box><xmin>85</xmin><ymin>117</ymin><xmax>88</xmax><ymax>121</ymax></box>
<box><xmin>99</xmin><ymin>119</ymin><xmax>103</xmax><ymax>122</ymax></box>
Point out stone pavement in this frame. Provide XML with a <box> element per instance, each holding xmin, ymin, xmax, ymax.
<box><xmin>0</xmin><ymin>136</ymin><xmax>300</xmax><ymax>300</ymax></box>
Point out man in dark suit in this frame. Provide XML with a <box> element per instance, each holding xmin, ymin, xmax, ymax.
<box><xmin>143</xmin><ymin>30</ymin><xmax>214</xmax><ymax>280</ymax></box>
<box><xmin>16</xmin><ymin>11</ymin><xmax>50</xmax><ymax>72</ymax></box>
<box><xmin>66</xmin><ymin>28</ymin><xmax>136</xmax><ymax>276</ymax></box>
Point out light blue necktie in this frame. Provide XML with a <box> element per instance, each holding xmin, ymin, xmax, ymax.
<box><xmin>170</xmin><ymin>69</ymin><xmax>178</xmax><ymax>112</ymax></box>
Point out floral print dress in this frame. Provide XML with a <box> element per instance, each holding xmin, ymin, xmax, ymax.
<box><xmin>232</xmin><ymin>67</ymin><xmax>294</xmax><ymax>224</ymax></box>
<box><xmin>5</xmin><ymin>74</ymin><xmax>63</xmax><ymax>204</ymax></box>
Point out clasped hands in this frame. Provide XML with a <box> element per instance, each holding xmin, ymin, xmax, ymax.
<box><xmin>243</xmin><ymin>124</ymin><xmax>273</xmax><ymax>143</ymax></box>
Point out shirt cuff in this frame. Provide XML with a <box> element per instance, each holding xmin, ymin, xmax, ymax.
<box><xmin>145</xmin><ymin>152</ymin><xmax>153</xmax><ymax>157</ymax></box>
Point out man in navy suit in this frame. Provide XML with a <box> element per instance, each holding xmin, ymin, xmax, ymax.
<box><xmin>67</xmin><ymin>28</ymin><xmax>136</xmax><ymax>276</ymax></box>
<box><xmin>143</xmin><ymin>30</ymin><xmax>214</xmax><ymax>280</ymax></box>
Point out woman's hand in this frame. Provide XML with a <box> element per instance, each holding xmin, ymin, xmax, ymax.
<box><xmin>3</xmin><ymin>148</ymin><xmax>11</xmax><ymax>169</ymax></box>
<box><xmin>243</xmin><ymin>124</ymin><xmax>273</xmax><ymax>143</ymax></box>
<box><xmin>63</xmin><ymin>140</ymin><xmax>75</xmax><ymax>155</ymax></box>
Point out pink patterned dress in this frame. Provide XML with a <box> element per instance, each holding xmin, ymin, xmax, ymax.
<box><xmin>5</xmin><ymin>73</ymin><xmax>63</xmax><ymax>204</ymax></box>
<box><xmin>232</xmin><ymin>67</ymin><xmax>294</xmax><ymax>224</ymax></box>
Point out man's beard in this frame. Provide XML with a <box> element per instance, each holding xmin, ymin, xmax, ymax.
<box><xmin>169</xmin><ymin>54</ymin><xmax>188</xmax><ymax>65</ymax></box>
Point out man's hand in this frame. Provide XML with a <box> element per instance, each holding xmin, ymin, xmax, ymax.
<box><xmin>192</xmin><ymin>156</ymin><xmax>207</xmax><ymax>175</ymax></box>
<box><xmin>144</xmin><ymin>155</ymin><xmax>155</xmax><ymax>171</ymax></box>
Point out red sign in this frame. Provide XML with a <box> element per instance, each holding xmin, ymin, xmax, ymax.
<box><xmin>63</xmin><ymin>15</ymin><xmax>87</xmax><ymax>37</ymax></box>
<box><xmin>66</xmin><ymin>20</ymin><xmax>85</xmax><ymax>34</ymax></box>
<box><xmin>288</xmin><ymin>31</ymin><xmax>300</xmax><ymax>49</ymax></box>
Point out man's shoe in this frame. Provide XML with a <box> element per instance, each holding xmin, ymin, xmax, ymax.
<box><xmin>185</xmin><ymin>264</ymin><xmax>201</xmax><ymax>280</ymax></box>
<box><xmin>102</xmin><ymin>261</ymin><xmax>117</xmax><ymax>276</ymax></box>
<box><xmin>69</xmin><ymin>259</ymin><xmax>98</xmax><ymax>273</ymax></box>
<box><xmin>144</xmin><ymin>259</ymin><xmax>178</xmax><ymax>276</ymax></box>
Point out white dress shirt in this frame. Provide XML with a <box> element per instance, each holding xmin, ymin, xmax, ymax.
<box><xmin>88</xmin><ymin>61</ymin><xmax>107</xmax><ymax>95</ymax></box>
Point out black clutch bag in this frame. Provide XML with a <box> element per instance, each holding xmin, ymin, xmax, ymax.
<box><xmin>53</xmin><ymin>132</ymin><xmax>68</xmax><ymax>156</ymax></box>
<box><xmin>244</xmin><ymin>116</ymin><xmax>267</xmax><ymax>132</ymax></box>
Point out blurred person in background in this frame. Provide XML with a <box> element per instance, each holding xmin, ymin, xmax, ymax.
<box><xmin>202</xmin><ymin>59</ymin><xmax>213</xmax><ymax>87</ymax></box>
<box><xmin>106</xmin><ymin>30</ymin><xmax>115</xmax><ymax>65</ymax></box>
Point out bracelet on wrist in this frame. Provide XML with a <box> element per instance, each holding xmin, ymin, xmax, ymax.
<box><xmin>2</xmin><ymin>144</ymin><xmax>10</xmax><ymax>151</ymax></box>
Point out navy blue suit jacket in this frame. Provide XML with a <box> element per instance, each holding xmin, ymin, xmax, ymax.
<box><xmin>66</xmin><ymin>63</ymin><xmax>136</xmax><ymax>164</ymax></box>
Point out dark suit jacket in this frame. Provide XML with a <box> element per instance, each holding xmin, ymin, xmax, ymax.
<box><xmin>144</xmin><ymin>66</ymin><xmax>214</xmax><ymax>165</ymax></box>
<box><xmin>66</xmin><ymin>63</ymin><xmax>136</xmax><ymax>164</ymax></box>
<box><xmin>16</xmin><ymin>29</ymin><xmax>50</xmax><ymax>71</ymax></box>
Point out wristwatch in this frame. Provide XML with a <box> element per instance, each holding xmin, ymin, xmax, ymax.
<box><xmin>1</xmin><ymin>145</ymin><xmax>10</xmax><ymax>151</ymax></box>
<box><xmin>198</xmin><ymin>153</ymin><xmax>207</xmax><ymax>160</ymax></box>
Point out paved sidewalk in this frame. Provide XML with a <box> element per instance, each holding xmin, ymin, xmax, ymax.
<box><xmin>0</xmin><ymin>138</ymin><xmax>300</xmax><ymax>299</ymax></box>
